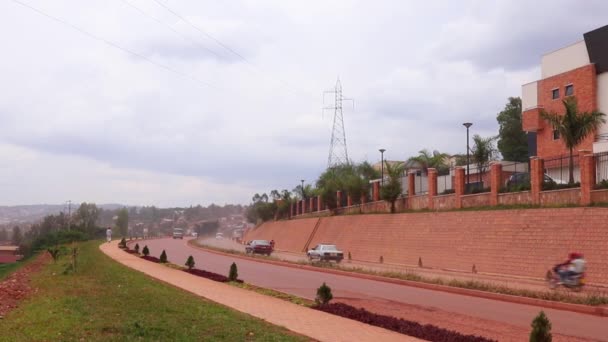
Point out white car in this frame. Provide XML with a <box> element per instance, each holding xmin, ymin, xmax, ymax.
<box><xmin>172</xmin><ymin>228</ymin><xmax>184</xmax><ymax>239</ymax></box>
<box><xmin>307</xmin><ymin>244</ymin><xmax>344</xmax><ymax>263</ymax></box>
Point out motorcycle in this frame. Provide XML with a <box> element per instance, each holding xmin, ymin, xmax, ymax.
<box><xmin>546</xmin><ymin>267</ymin><xmax>585</xmax><ymax>291</ymax></box>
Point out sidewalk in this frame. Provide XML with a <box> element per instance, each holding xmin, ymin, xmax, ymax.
<box><xmin>100</xmin><ymin>241</ymin><xmax>421</xmax><ymax>342</ymax></box>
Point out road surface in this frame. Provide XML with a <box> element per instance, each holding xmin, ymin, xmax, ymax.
<box><xmin>137</xmin><ymin>237</ymin><xmax>608</xmax><ymax>341</ymax></box>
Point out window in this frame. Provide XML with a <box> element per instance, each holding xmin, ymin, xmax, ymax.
<box><xmin>565</xmin><ymin>84</ymin><xmax>574</xmax><ymax>96</ymax></box>
<box><xmin>553</xmin><ymin>129</ymin><xmax>560</xmax><ymax>140</ymax></box>
<box><xmin>552</xmin><ymin>88</ymin><xmax>560</xmax><ymax>99</ymax></box>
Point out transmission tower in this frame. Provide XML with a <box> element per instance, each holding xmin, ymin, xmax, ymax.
<box><xmin>324</xmin><ymin>78</ymin><xmax>353</xmax><ymax>168</ymax></box>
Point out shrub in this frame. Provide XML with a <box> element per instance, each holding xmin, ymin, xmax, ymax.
<box><xmin>315</xmin><ymin>282</ymin><xmax>333</xmax><ymax>305</ymax></box>
<box><xmin>160</xmin><ymin>250</ymin><xmax>167</xmax><ymax>263</ymax></box>
<box><xmin>141</xmin><ymin>255</ymin><xmax>161</xmax><ymax>263</ymax></box>
<box><xmin>187</xmin><ymin>268</ymin><xmax>243</xmax><ymax>283</ymax></box>
<box><xmin>134</xmin><ymin>243</ymin><xmax>140</xmax><ymax>254</ymax></box>
<box><xmin>47</xmin><ymin>247</ymin><xmax>61</xmax><ymax>263</ymax></box>
<box><xmin>530</xmin><ymin>311</ymin><xmax>552</xmax><ymax>342</ymax></box>
<box><xmin>228</xmin><ymin>262</ymin><xmax>238</xmax><ymax>281</ymax></box>
<box><xmin>418</xmin><ymin>257</ymin><xmax>423</xmax><ymax>267</ymax></box>
<box><xmin>119</xmin><ymin>238</ymin><xmax>127</xmax><ymax>249</ymax></box>
<box><xmin>185</xmin><ymin>255</ymin><xmax>195</xmax><ymax>270</ymax></box>
<box><xmin>142</xmin><ymin>245</ymin><xmax>150</xmax><ymax>257</ymax></box>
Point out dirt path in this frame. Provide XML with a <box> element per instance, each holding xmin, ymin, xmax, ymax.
<box><xmin>0</xmin><ymin>253</ymin><xmax>49</xmax><ymax>318</ymax></box>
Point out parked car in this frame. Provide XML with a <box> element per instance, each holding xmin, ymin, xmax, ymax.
<box><xmin>216</xmin><ymin>232</ymin><xmax>224</xmax><ymax>239</ymax></box>
<box><xmin>505</xmin><ymin>172</ymin><xmax>566</xmax><ymax>189</ymax></box>
<box><xmin>172</xmin><ymin>228</ymin><xmax>184</xmax><ymax>239</ymax></box>
<box><xmin>307</xmin><ymin>244</ymin><xmax>344</xmax><ymax>263</ymax></box>
<box><xmin>245</xmin><ymin>240</ymin><xmax>273</xmax><ymax>255</ymax></box>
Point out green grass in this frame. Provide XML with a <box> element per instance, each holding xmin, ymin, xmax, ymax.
<box><xmin>0</xmin><ymin>241</ymin><xmax>308</xmax><ymax>342</ymax></box>
<box><xmin>0</xmin><ymin>254</ymin><xmax>37</xmax><ymax>281</ymax></box>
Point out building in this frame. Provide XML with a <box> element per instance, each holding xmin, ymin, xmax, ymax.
<box><xmin>0</xmin><ymin>245</ymin><xmax>21</xmax><ymax>264</ymax></box>
<box><xmin>522</xmin><ymin>24</ymin><xmax>608</xmax><ymax>182</ymax></box>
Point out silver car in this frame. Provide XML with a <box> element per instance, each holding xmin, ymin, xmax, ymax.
<box><xmin>307</xmin><ymin>244</ymin><xmax>344</xmax><ymax>262</ymax></box>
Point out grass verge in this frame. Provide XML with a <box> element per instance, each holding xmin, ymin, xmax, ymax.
<box><xmin>0</xmin><ymin>241</ymin><xmax>308</xmax><ymax>342</ymax></box>
<box><xmin>0</xmin><ymin>255</ymin><xmax>36</xmax><ymax>281</ymax></box>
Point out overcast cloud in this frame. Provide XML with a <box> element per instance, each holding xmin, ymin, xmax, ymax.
<box><xmin>0</xmin><ymin>0</ymin><xmax>606</xmax><ymax>207</ymax></box>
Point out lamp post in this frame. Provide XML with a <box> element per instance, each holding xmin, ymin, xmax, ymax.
<box><xmin>300</xmin><ymin>179</ymin><xmax>305</xmax><ymax>199</ymax></box>
<box><xmin>463</xmin><ymin>122</ymin><xmax>473</xmax><ymax>189</ymax></box>
<box><xmin>379</xmin><ymin>149</ymin><xmax>386</xmax><ymax>186</ymax></box>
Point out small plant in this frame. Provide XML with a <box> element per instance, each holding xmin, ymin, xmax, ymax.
<box><xmin>185</xmin><ymin>255</ymin><xmax>195</xmax><ymax>270</ymax></box>
<box><xmin>228</xmin><ymin>262</ymin><xmax>238</xmax><ymax>281</ymax></box>
<box><xmin>160</xmin><ymin>250</ymin><xmax>168</xmax><ymax>263</ymax></box>
<box><xmin>418</xmin><ymin>257</ymin><xmax>423</xmax><ymax>268</ymax></box>
<box><xmin>530</xmin><ymin>311</ymin><xmax>552</xmax><ymax>342</ymax></box>
<box><xmin>379</xmin><ymin>256</ymin><xmax>384</xmax><ymax>263</ymax></box>
<box><xmin>142</xmin><ymin>245</ymin><xmax>150</xmax><ymax>257</ymax></box>
<box><xmin>134</xmin><ymin>243</ymin><xmax>140</xmax><ymax>254</ymax></box>
<box><xmin>47</xmin><ymin>247</ymin><xmax>61</xmax><ymax>263</ymax></box>
<box><xmin>315</xmin><ymin>282</ymin><xmax>333</xmax><ymax>305</ymax></box>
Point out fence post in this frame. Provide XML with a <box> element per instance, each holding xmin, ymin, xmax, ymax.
<box><xmin>372</xmin><ymin>181</ymin><xmax>380</xmax><ymax>201</ymax></box>
<box><xmin>317</xmin><ymin>195</ymin><xmax>323</xmax><ymax>211</ymax></box>
<box><xmin>580</xmin><ymin>152</ymin><xmax>595</xmax><ymax>206</ymax></box>
<box><xmin>490</xmin><ymin>162</ymin><xmax>502</xmax><ymax>206</ymax></box>
<box><xmin>336</xmin><ymin>190</ymin><xmax>342</xmax><ymax>208</ymax></box>
<box><xmin>530</xmin><ymin>157</ymin><xmax>544</xmax><ymax>205</ymax></box>
<box><xmin>347</xmin><ymin>194</ymin><xmax>352</xmax><ymax>207</ymax></box>
<box><xmin>309</xmin><ymin>197</ymin><xmax>315</xmax><ymax>212</ymax></box>
<box><xmin>454</xmin><ymin>167</ymin><xmax>464</xmax><ymax>209</ymax></box>
<box><xmin>428</xmin><ymin>168</ymin><xmax>437</xmax><ymax>210</ymax></box>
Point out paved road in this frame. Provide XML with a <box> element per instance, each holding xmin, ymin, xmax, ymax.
<box><xmin>139</xmin><ymin>238</ymin><xmax>608</xmax><ymax>341</ymax></box>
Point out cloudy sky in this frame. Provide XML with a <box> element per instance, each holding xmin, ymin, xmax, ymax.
<box><xmin>0</xmin><ymin>0</ymin><xmax>606</xmax><ymax>207</ymax></box>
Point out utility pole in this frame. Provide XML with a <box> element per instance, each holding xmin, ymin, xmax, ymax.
<box><xmin>324</xmin><ymin>78</ymin><xmax>354</xmax><ymax>168</ymax></box>
<box><xmin>67</xmin><ymin>200</ymin><xmax>72</xmax><ymax>230</ymax></box>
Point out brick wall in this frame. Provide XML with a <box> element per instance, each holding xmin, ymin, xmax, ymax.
<box><xmin>536</xmin><ymin>64</ymin><xmax>597</xmax><ymax>158</ymax></box>
<box><xmin>539</xmin><ymin>188</ymin><xmax>581</xmax><ymax>206</ymax></box>
<box><xmin>433</xmin><ymin>194</ymin><xmax>456</xmax><ymax>210</ymax></box>
<box><xmin>591</xmin><ymin>189</ymin><xmax>608</xmax><ymax>203</ymax></box>
<box><xmin>409</xmin><ymin>195</ymin><xmax>429</xmax><ymax>210</ymax></box>
<box><xmin>252</xmin><ymin>208</ymin><xmax>608</xmax><ymax>283</ymax></box>
<box><xmin>461</xmin><ymin>193</ymin><xmax>491</xmax><ymax>208</ymax></box>
<box><xmin>498</xmin><ymin>191</ymin><xmax>533</xmax><ymax>205</ymax></box>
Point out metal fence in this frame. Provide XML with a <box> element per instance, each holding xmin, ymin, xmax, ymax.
<box><xmin>544</xmin><ymin>154</ymin><xmax>580</xmax><ymax>184</ymax></box>
<box><xmin>500</xmin><ymin>161</ymin><xmax>530</xmax><ymax>191</ymax></box>
<box><xmin>595</xmin><ymin>152</ymin><xmax>608</xmax><ymax>184</ymax></box>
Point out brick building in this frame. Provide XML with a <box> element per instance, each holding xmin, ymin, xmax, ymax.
<box><xmin>522</xmin><ymin>24</ymin><xmax>608</xmax><ymax>182</ymax></box>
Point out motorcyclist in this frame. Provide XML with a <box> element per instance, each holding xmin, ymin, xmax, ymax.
<box><xmin>554</xmin><ymin>252</ymin><xmax>586</xmax><ymax>284</ymax></box>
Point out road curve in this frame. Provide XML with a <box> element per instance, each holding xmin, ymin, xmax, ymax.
<box><xmin>140</xmin><ymin>238</ymin><xmax>607</xmax><ymax>341</ymax></box>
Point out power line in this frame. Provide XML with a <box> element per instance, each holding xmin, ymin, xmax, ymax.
<box><xmin>11</xmin><ymin>0</ymin><xmax>216</xmax><ymax>89</ymax></box>
<box><xmin>119</xmin><ymin>0</ymin><xmax>225</xmax><ymax>60</ymax></box>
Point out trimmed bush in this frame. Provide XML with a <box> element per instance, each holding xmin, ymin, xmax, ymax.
<box><xmin>185</xmin><ymin>255</ymin><xmax>195</xmax><ymax>270</ymax></box>
<box><xmin>228</xmin><ymin>262</ymin><xmax>238</xmax><ymax>281</ymax></box>
<box><xmin>160</xmin><ymin>250</ymin><xmax>167</xmax><ymax>263</ymax></box>
<box><xmin>142</xmin><ymin>245</ymin><xmax>150</xmax><ymax>257</ymax></box>
<box><xmin>134</xmin><ymin>243</ymin><xmax>140</xmax><ymax>254</ymax></box>
<box><xmin>118</xmin><ymin>238</ymin><xmax>127</xmax><ymax>249</ymax></box>
<box><xmin>315</xmin><ymin>282</ymin><xmax>333</xmax><ymax>305</ymax></box>
<box><xmin>530</xmin><ymin>311</ymin><xmax>552</xmax><ymax>342</ymax></box>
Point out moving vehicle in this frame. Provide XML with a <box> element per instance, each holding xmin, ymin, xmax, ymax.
<box><xmin>245</xmin><ymin>240</ymin><xmax>273</xmax><ymax>255</ymax></box>
<box><xmin>307</xmin><ymin>244</ymin><xmax>344</xmax><ymax>263</ymax></box>
<box><xmin>547</xmin><ymin>268</ymin><xmax>586</xmax><ymax>291</ymax></box>
<box><xmin>216</xmin><ymin>232</ymin><xmax>224</xmax><ymax>239</ymax></box>
<box><xmin>172</xmin><ymin>228</ymin><xmax>184</xmax><ymax>239</ymax></box>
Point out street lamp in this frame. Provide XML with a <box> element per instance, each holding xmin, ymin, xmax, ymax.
<box><xmin>463</xmin><ymin>122</ymin><xmax>473</xmax><ymax>189</ymax></box>
<box><xmin>300</xmin><ymin>179</ymin><xmax>305</xmax><ymax>199</ymax></box>
<box><xmin>379</xmin><ymin>149</ymin><xmax>386</xmax><ymax>186</ymax></box>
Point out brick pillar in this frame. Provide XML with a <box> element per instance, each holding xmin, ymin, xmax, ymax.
<box><xmin>428</xmin><ymin>168</ymin><xmax>437</xmax><ymax>210</ymax></box>
<box><xmin>317</xmin><ymin>195</ymin><xmax>323</xmax><ymax>211</ymax></box>
<box><xmin>490</xmin><ymin>163</ymin><xmax>502</xmax><ymax>206</ymax></box>
<box><xmin>303</xmin><ymin>199</ymin><xmax>308</xmax><ymax>214</ymax></box>
<box><xmin>407</xmin><ymin>172</ymin><xmax>416</xmax><ymax>210</ymax></box>
<box><xmin>530</xmin><ymin>157</ymin><xmax>544</xmax><ymax>205</ymax></box>
<box><xmin>347</xmin><ymin>195</ymin><xmax>352</xmax><ymax>207</ymax></box>
<box><xmin>336</xmin><ymin>190</ymin><xmax>342</xmax><ymax>208</ymax></box>
<box><xmin>309</xmin><ymin>197</ymin><xmax>314</xmax><ymax>212</ymax></box>
<box><xmin>360</xmin><ymin>195</ymin><xmax>367</xmax><ymax>205</ymax></box>
<box><xmin>372</xmin><ymin>181</ymin><xmax>380</xmax><ymax>201</ymax></box>
<box><xmin>580</xmin><ymin>153</ymin><xmax>595</xmax><ymax>206</ymax></box>
<box><xmin>454</xmin><ymin>167</ymin><xmax>464</xmax><ymax>209</ymax></box>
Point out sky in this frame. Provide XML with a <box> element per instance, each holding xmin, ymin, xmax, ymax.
<box><xmin>0</xmin><ymin>0</ymin><xmax>607</xmax><ymax>207</ymax></box>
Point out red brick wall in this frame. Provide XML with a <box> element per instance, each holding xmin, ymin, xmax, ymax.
<box><xmin>409</xmin><ymin>195</ymin><xmax>428</xmax><ymax>210</ymax></box>
<box><xmin>539</xmin><ymin>188</ymin><xmax>580</xmax><ymax>206</ymax></box>
<box><xmin>254</xmin><ymin>208</ymin><xmax>608</xmax><ymax>283</ymax></box>
<box><xmin>536</xmin><ymin>64</ymin><xmax>597</xmax><ymax>158</ymax></box>
<box><xmin>591</xmin><ymin>189</ymin><xmax>608</xmax><ymax>203</ymax></box>
<box><xmin>433</xmin><ymin>194</ymin><xmax>456</xmax><ymax>210</ymax></box>
<box><xmin>461</xmin><ymin>193</ymin><xmax>490</xmax><ymax>208</ymax></box>
<box><xmin>498</xmin><ymin>191</ymin><xmax>532</xmax><ymax>205</ymax></box>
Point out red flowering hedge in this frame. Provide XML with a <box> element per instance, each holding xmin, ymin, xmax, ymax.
<box><xmin>314</xmin><ymin>303</ymin><xmax>496</xmax><ymax>342</ymax></box>
<box><xmin>141</xmin><ymin>255</ymin><xmax>161</xmax><ymax>263</ymax></box>
<box><xmin>184</xmin><ymin>268</ymin><xmax>243</xmax><ymax>283</ymax></box>
<box><xmin>123</xmin><ymin>249</ymin><xmax>138</xmax><ymax>254</ymax></box>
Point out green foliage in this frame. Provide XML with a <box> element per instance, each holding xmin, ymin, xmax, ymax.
<box><xmin>116</xmin><ymin>208</ymin><xmax>129</xmax><ymax>237</ymax></box>
<box><xmin>0</xmin><ymin>228</ymin><xmax>8</xmax><ymax>241</ymax></box>
<box><xmin>380</xmin><ymin>162</ymin><xmax>405</xmax><ymax>213</ymax></box>
<box><xmin>497</xmin><ymin>97</ymin><xmax>528</xmax><ymax>162</ymax></box>
<box><xmin>12</xmin><ymin>226</ymin><xmax>23</xmax><ymax>245</ymax></box>
<box><xmin>316</xmin><ymin>162</ymin><xmax>380</xmax><ymax>213</ymax></box>
<box><xmin>407</xmin><ymin>149</ymin><xmax>449</xmax><ymax>175</ymax></box>
<box><xmin>471</xmin><ymin>134</ymin><xmax>498</xmax><ymax>185</ymax></box>
<box><xmin>134</xmin><ymin>243</ymin><xmax>140</xmax><ymax>254</ymax></box>
<box><xmin>530</xmin><ymin>311</ymin><xmax>552</xmax><ymax>342</ymax></box>
<box><xmin>185</xmin><ymin>255</ymin><xmax>195</xmax><ymax>270</ymax></box>
<box><xmin>246</xmin><ymin>193</ymin><xmax>278</xmax><ymax>223</ymax></box>
<box><xmin>142</xmin><ymin>245</ymin><xmax>150</xmax><ymax>257</ymax></box>
<box><xmin>119</xmin><ymin>238</ymin><xmax>127</xmax><ymax>249</ymax></box>
<box><xmin>228</xmin><ymin>262</ymin><xmax>238</xmax><ymax>281</ymax></box>
<box><xmin>21</xmin><ymin>230</ymin><xmax>88</xmax><ymax>257</ymax></box>
<box><xmin>47</xmin><ymin>247</ymin><xmax>61</xmax><ymax>263</ymax></box>
<box><xmin>315</xmin><ymin>282</ymin><xmax>333</xmax><ymax>305</ymax></box>
<box><xmin>160</xmin><ymin>250</ymin><xmax>168</xmax><ymax>263</ymax></box>
<box><xmin>541</xmin><ymin>97</ymin><xmax>606</xmax><ymax>184</ymax></box>
<box><xmin>75</xmin><ymin>202</ymin><xmax>100</xmax><ymax>236</ymax></box>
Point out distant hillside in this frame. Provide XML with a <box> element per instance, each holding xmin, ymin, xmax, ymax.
<box><xmin>0</xmin><ymin>204</ymin><xmax>124</xmax><ymax>224</ymax></box>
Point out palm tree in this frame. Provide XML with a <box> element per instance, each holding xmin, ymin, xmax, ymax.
<box><xmin>541</xmin><ymin>97</ymin><xmax>606</xmax><ymax>184</ymax></box>
<box><xmin>471</xmin><ymin>134</ymin><xmax>498</xmax><ymax>186</ymax></box>
<box><xmin>380</xmin><ymin>162</ymin><xmax>405</xmax><ymax>213</ymax></box>
<box><xmin>407</xmin><ymin>149</ymin><xmax>449</xmax><ymax>175</ymax></box>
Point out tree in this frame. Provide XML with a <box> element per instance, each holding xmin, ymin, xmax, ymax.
<box><xmin>497</xmin><ymin>97</ymin><xmax>528</xmax><ymax>162</ymax></box>
<box><xmin>315</xmin><ymin>282</ymin><xmax>333</xmax><ymax>305</ymax></box>
<box><xmin>160</xmin><ymin>250</ymin><xmax>167</xmax><ymax>263</ymax></box>
<box><xmin>407</xmin><ymin>149</ymin><xmax>449</xmax><ymax>175</ymax></box>
<box><xmin>541</xmin><ymin>97</ymin><xmax>606</xmax><ymax>184</ymax></box>
<box><xmin>530</xmin><ymin>311</ymin><xmax>552</xmax><ymax>342</ymax></box>
<box><xmin>142</xmin><ymin>245</ymin><xmax>150</xmax><ymax>256</ymax></box>
<box><xmin>185</xmin><ymin>255</ymin><xmax>195</xmax><ymax>270</ymax></box>
<box><xmin>116</xmin><ymin>208</ymin><xmax>129</xmax><ymax>237</ymax></box>
<box><xmin>380</xmin><ymin>162</ymin><xmax>405</xmax><ymax>213</ymax></box>
<box><xmin>75</xmin><ymin>202</ymin><xmax>100</xmax><ymax>236</ymax></box>
<box><xmin>12</xmin><ymin>226</ymin><xmax>23</xmax><ymax>245</ymax></box>
<box><xmin>228</xmin><ymin>262</ymin><xmax>238</xmax><ymax>281</ymax></box>
<box><xmin>0</xmin><ymin>228</ymin><xmax>8</xmax><ymax>241</ymax></box>
<box><xmin>471</xmin><ymin>134</ymin><xmax>498</xmax><ymax>185</ymax></box>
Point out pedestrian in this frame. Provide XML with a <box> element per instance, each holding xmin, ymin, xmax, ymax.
<box><xmin>106</xmin><ymin>226</ymin><xmax>112</xmax><ymax>243</ymax></box>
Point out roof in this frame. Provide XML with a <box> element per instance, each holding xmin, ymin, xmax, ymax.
<box><xmin>0</xmin><ymin>246</ymin><xmax>19</xmax><ymax>252</ymax></box>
